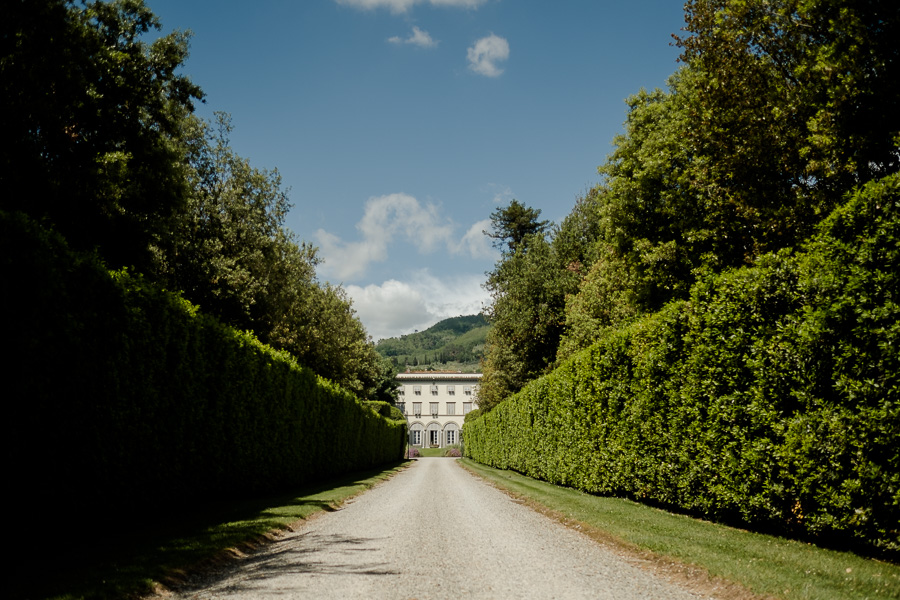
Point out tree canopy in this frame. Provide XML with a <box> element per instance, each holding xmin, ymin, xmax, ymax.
<box><xmin>484</xmin><ymin>199</ymin><xmax>550</xmax><ymax>254</ymax></box>
<box><xmin>476</xmin><ymin>0</ymin><xmax>900</xmax><ymax>409</ymax></box>
<box><xmin>478</xmin><ymin>201</ymin><xmax>581</xmax><ymax>410</ymax></box>
<box><xmin>2</xmin><ymin>0</ymin><xmax>203</xmax><ymax>272</ymax></box>
<box><xmin>2</xmin><ymin>0</ymin><xmax>396</xmax><ymax>403</ymax></box>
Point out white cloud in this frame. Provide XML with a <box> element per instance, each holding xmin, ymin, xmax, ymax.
<box><xmin>316</xmin><ymin>193</ymin><xmax>497</xmax><ymax>281</ymax></box>
<box><xmin>313</xmin><ymin>229</ymin><xmax>382</xmax><ymax>281</ymax></box>
<box><xmin>336</xmin><ymin>0</ymin><xmax>485</xmax><ymax>14</ymax></box>
<box><xmin>428</xmin><ymin>0</ymin><xmax>485</xmax><ymax>7</ymax></box>
<box><xmin>347</xmin><ymin>271</ymin><xmax>488</xmax><ymax>340</ymax></box>
<box><xmin>467</xmin><ymin>34</ymin><xmax>509</xmax><ymax>77</ymax></box>
<box><xmin>451</xmin><ymin>218</ymin><xmax>496</xmax><ymax>259</ymax></box>
<box><xmin>388</xmin><ymin>26</ymin><xmax>438</xmax><ymax>48</ymax></box>
<box><xmin>315</xmin><ymin>193</ymin><xmax>455</xmax><ymax>280</ymax></box>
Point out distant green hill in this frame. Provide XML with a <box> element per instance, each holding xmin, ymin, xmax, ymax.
<box><xmin>375</xmin><ymin>314</ymin><xmax>488</xmax><ymax>372</ymax></box>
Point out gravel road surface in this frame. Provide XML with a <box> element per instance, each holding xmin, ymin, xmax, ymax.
<box><xmin>175</xmin><ymin>458</ymin><xmax>718</xmax><ymax>599</ymax></box>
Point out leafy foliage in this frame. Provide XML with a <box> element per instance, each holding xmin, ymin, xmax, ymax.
<box><xmin>165</xmin><ymin>113</ymin><xmax>313</xmax><ymax>332</ymax></box>
<box><xmin>160</xmin><ymin>112</ymin><xmax>395</xmax><ymax>401</ymax></box>
<box><xmin>678</xmin><ymin>0</ymin><xmax>900</xmax><ymax>206</ymax></box>
<box><xmin>480</xmin><ymin>232</ymin><xmax>580</xmax><ymax>411</ymax></box>
<box><xmin>1</xmin><ymin>0</ymin><xmax>203</xmax><ymax>272</ymax></box>
<box><xmin>478</xmin><ymin>200</ymin><xmax>585</xmax><ymax>411</ymax></box>
<box><xmin>484</xmin><ymin>199</ymin><xmax>550</xmax><ymax>253</ymax></box>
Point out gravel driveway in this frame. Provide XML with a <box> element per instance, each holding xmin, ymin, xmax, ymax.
<box><xmin>174</xmin><ymin>458</ymin><xmax>719</xmax><ymax>599</ymax></box>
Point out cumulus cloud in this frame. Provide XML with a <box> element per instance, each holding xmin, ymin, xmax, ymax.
<box><xmin>362</xmin><ymin>193</ymin><xmax>453</xmax><ymax>253</ymax></box>
<box><xmin>347</xmin><ymin>271</ymin><xmax>488</xmax><ymax>340</ymax></box>
<box><xmin>467</xmin><ymin>34</ymin><xmax>509</xmax><ymax>77</ymax></box>
<box><xmin>313</xmin><ymin>229</ymin><xmax>378</xmax><ymax>281</ymax></box>
<box><xmin>451</xmin><ymin>218</ymin><xmax>496</xmax><ymax>259</ymax></box>
<box><xmin>316</xmin><ymin>193</ymin><xmax>497</xmax><ymax>281</ymax></box>
<box><xmin>336</xmin><ymin>0</ymin><xmax>485</xmax><ymax>14</ymax></box>
<box><xmin>315</xmin><ymin>193</ymin><xmax>457</xmax><ymax>280</ymax></box>
<box><xmin>388</xmin><ymin>26</ymin><xmax>438</xmax><ymax>48</ymax></box>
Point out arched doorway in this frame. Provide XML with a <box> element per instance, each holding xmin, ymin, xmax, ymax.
<box><xmin>425</xmin><ymin>421</ymin><xmax>442</xmax><ymax>448</ymax></box>
<box><xmin>443</xmin><ymin>422</ymin><xmax>460</xmax><ymax>447</ymax></box>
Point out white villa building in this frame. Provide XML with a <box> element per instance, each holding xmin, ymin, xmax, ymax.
<box><xmin>395</xmin><ymin>372</ymin><xmax>481</xmax><ymax>448</ymax></box>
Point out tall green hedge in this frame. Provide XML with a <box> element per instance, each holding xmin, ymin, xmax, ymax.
<box><xmin>2</xmin><ymin>211</ymin><xmax>406</xmax><ymax>533</ymax></box>
<box><xmin>464</xmin><ymin>173</ymin><xmax>899</xmax><ymax>553</ymax></box>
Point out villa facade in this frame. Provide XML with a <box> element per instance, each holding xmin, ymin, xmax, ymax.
<box><xmin>395</xmin><ymin>372</ymin><xmax>481</xmax><ymax>448</ymax></box>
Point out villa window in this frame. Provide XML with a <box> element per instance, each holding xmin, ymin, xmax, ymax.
<box><xmin>447</xmin><ymin>385</ymin><xmax>455</xmax><ymax>395</ymax></box>
<box><xmin>463</xmin><ymin>386</ymin><xmax>472</xmax><ymax>395</ymax></box>
<box><xmin>413</xmin><ymin>385</ymin><xmax>422</xmax><ymax>395</ymax></box>
<box><xmin>430</xmin><ymin>385</ymin><xmax>439</xmax><ymax>395</ymax></box>
<box><xmin>398</xmin><ymin>402</ymin><xmax>406</xmax><ymax>415</ymax></box>
<box><xmin>411</xmin><ymin>430</ymin><xmax>421</xmax><ymax>446</ymax></box>
<box><xmin>447</xmin><ymin>430</ymin><xmax>457</xmax><ymax>445</ymax></box>
<box><xmin>430</xmin><ymin>402</ymin><xmax>439</xmax><ymax>417</ymax></box>
<box><xmin>463</xmin><ymin>402</ymin><xmax>473</xmax><ymax>414</ymax></box>
<box><xmin>446</xmin><ymin>402</ymin><xmax>456</xmax><ymax>415</ymax></box>
<box><xmin>413</xmin><ymin>402</ymin><xmax>422</xmax><ymax>417</ymax></box>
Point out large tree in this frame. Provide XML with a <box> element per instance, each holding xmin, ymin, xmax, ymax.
<box><xmin>668</xmin><ymin>0</ymin><xmax>900</xmax><ymax>260</ymax></box>
<box><xmin>2</xmin><ymin>1</ymin><xmax>397</xmax><ymax>403</ymax></box>
<box><xmin>678</xmin><ymin>0</ymin><xmax>900</xmax><ymax>204</ymax></box>
<box><xmin>556</xmin><ymin>0</ymin><xmax>900</xmax><ymax>359</ymax></box>
<box><xmin>168</xmin><ymin>113</ymin><xmax>394</xmax><ymax>401</ymax></box>
<box><xmin>270</xmin><ymin>280</ymin><xmax>395</xmax><ymax>401</ymax></box>
<box><xmin>1</xmin><ymin>0</ymin><xmax>203</xmax><ymax>271</ymax></box>
<box><xmin>479</xmin><ymin>201</ymin><xmax>578</xmax><ymax>411</ymax></box>
<box><xmin>165</xmin><ymin>112</ymin><xmax>318</xmax><ymax>336</ymax></box>
<box><xmin>484</xmin><ymin>199</ymin><xmax>549</xmax><ymax>254</ymax></box>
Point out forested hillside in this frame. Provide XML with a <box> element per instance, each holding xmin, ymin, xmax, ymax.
<box><xmin>375</xmin><ymin>314</ymin><xmax>488</xmax><ymax>372</ymax></box>
<box><xmin>468</xmin><ymin>0</ymin><xmax>899</xmax><ymax>556</ymax></box>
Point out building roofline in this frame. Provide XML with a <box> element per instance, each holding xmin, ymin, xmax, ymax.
<box><xmin>396</xmin><ymin>372</ymin><xmax>482</xmax><ymax>381</ymax></box>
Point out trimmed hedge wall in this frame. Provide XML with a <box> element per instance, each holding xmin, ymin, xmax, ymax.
<box><xmin>464</xmin><ymin>174</ymin><xmax>900</xmax><ymax>553</ymax></box>
<box><xmin>366</xmin><ymin>400</ymin><xmax>407</xmax><ymax>422</ymax></box>
<box><xmin>3</xmin><ymin>211</ymin><xmax>406</xmax><ymax>533</ymax></box>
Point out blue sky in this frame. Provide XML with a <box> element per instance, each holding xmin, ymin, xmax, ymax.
<box><xmin>147</xmin><ymin>0</ymin><xmax>686</xmax><ymax>340</ymax></box>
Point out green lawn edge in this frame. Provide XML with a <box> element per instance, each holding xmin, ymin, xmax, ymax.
<box><xmin>416</xmin><ymin>447</ymin><xmax>456</xmax><ymax>457</ymax></box>
<box><xmin>458</xmin><ymin>458</ymin><xmax>900</xmax><ymax>600</ymax></box>
<box><xmin>20</xmin><ymin>461</ymin><xmax>411</xmax><ymax>600</ymax></box>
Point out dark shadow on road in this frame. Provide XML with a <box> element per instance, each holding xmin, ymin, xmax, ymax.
<box><xmin>12</xmin><ymin>462</ymin><xmax>410</xmax><ymax>600</ymax></box>
<box><xmin>177</xmin><ymin>532</ymin><xmax>400</xmax><ymax>596</ymax></box>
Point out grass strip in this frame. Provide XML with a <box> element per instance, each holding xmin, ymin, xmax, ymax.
<box><xmin>20</xmin><ymin>462</ymin><xmax>409</xmax><ymax>600</ymax></box>
<box><xmin>416</xmin><ymin>447</ymin><xmax>451</xmax><ymax>457</ymax></box>
<box><xmin>459</xmin><ymin>458</ymin><xmax>900</xmax><ymax>600</ymax></box>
